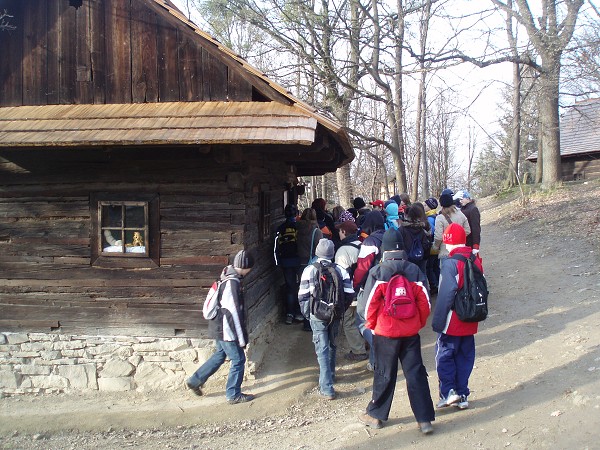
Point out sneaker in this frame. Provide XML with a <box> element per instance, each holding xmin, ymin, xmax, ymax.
<box><xmin>436</xmin><ymin>389</ymin><xmax>460</xmax><ymax>408</ymax></box>
<box><xmin>319</xmin><ymin>390</ymin><xmax>336</xmax><ymax>400</ymax></box>
<box><xmin>455</xmin><ymin>395</ymin><xmax>469</xmax><ymax>409</ymax></box>
<box><xmin>366</xmin><ymin>362</ymin><xmax>374</xmax><ymax>372</ymax></box>
<box><xmin>294</xmin><ymin>314</ymin><xmax>305</xmax><ymax>322</ymax></box>
<box><xmin>418</xmin><ymin>421</ymin><xmax>434</xmax><ymax>435</ymax></box>
<box><xmin>358</xmin><ymin>413</ymin><xmax>382</xmax><ymax>429</ymax></box>
<box><xmin>185</xmin><ymin>380</ymin><xmax>203</xmax><ymax>396</ymax></box>
<box><xmin>285</xmin><ymin>314</ymin><xmax>294</xmax><ymax>325</ymax></box>
<box><xmin>345</xmin><ymin>352</ymin><xmax>368</xmax><ymax>362</ymax></box>
<box><xmin>227</xmin><ymin>393</ymin><xmax>255</xmax><ymax>404</ymax></box>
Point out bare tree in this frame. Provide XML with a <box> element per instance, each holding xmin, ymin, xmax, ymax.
<box><xmin>491</xmin><ymin>0</ymin><xmax>585</xmax><ymax>187</ymax></box>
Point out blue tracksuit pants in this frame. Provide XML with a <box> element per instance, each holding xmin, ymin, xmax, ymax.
<box><xmin>435</xmin><ymin>333</ymin><xmax>475</xmax><ymax>398</ymax></box>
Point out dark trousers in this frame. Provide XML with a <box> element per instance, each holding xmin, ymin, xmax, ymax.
<box><xmin>435</xmin><ymin>333</ymin><xmax>475</xmax><ymax>398</ymax></box>
<box><xmin>426</xmin><ymin>254</ymin><xmax>440</xmax><ymax>289</ymax></box>
<box><xmin>282</xmin><ymin>266</ymin><xmax>299</xmax><ymax>316</ymax></box>
<box><xmin>367</xmin><ymin>334</ymin><xmax>435</xmax><ymax>423</ymax></box>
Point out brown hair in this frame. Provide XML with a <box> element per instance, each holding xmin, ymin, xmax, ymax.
<box><xmin>300</xmin><ymin>208</ymin><xmax>317</xmax><ymax>223</ymax></box>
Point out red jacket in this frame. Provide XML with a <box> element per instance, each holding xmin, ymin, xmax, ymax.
<box><xmin>365</xmin><ymin>278</ymin><xmax>430</xmax><ymax>338</ymax></box>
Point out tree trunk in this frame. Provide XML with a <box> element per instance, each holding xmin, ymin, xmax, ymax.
<box><xmin>336</xmin><ymin>164</ymin><xmax>353</xmax><ymax>208</ymax></box>
<box><xmin>539</xmin><ymin>61</ymin><xmax>561</xmax><ymax>187</ymax></box>
<box><xmin>508</xmin><ymin>61</ymin><xmax>521</xmax><ymax>186</ymax></box>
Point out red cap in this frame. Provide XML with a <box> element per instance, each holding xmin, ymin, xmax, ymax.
<box><xmin>442</xmin><ymin>223</ymin><xmax>466</xmax><ymax>245</ymax></box>
<box><xmin>369</xmin><ymin>200</ymin><xmax>384</xmax><ymax>208</ymax></box>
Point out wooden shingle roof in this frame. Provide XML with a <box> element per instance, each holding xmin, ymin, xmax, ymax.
<box><xmin>0</xmin><ymin>102</ymin><xmax>319</xmax><ymax>147</ymax></box>
<box><xmin>528</xmin><ymin>98</ymin><xmax>600</xmax><ymax>162</ymax></box>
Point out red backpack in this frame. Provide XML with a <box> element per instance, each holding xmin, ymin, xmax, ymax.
<box><xmin>383</xmin><ymin>274</ymin><xmax>417</xmax><ymax>319</ymax></box>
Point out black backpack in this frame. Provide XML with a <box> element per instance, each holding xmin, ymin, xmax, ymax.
<box><xmin>402</xmin><ymin>227</ymin><xmax>429</xmax><ymax>264</ymax></box>
<box><xmin>451</xmin><ymin>253</ymin><xmax>489</xmax><ymax>322</ymax></box>
<box><xmin>310</xmin><ymin>261</ymin><xmax>344</xmax><ymax>323</ymax></box>
<box><xmin>276</xmin><ymin>221</ymin><xmax>298</xmax><ymax>259</ymax></box>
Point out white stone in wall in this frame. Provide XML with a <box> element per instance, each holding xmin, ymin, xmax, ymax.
<box><xmin>128</xmin><ymin>355</ymin><xmax>142</xmax><ymax>367</ymax></box>
<box><xmin>136</xmin><ymin>337</ymin><xmax>157</xmax><ymax>343</ymax></box>
<box><xmin>0</xmin><ymin>370</ymin><xmax>21</xmax><ymax>388</ymax></box>
<box><xmin>86</xmin><ymin>343</ymin><xmax>123</xmax><ymax>355</ymax></box>
<box><xmin>39</xmin><ymin>351</ymin><xmax>62</xmax><ymax>360</ymax></box>
<box><xmin>101</xmin><ymin>359</ymin><xmax>135</xmax><ymax>378</ymax></box>
<box><xmin>170</xmin><ymin>349</ymin><xmax>197</xmax><ymax>362</ymax></box>
<box><xmin>31</xmin><ymin>374</ymin><xmax>69</xmax><ymax>389</ymax></box>
<box><xmin>19</xmin><ymin>377</ymin><xmax>33</xmax><ymax>389</ymax></box>
<box><xmin>21</xmin><ymin>342</ymin><xmax>47</xmax><ymax>352</ymax></box>
<box><xmin>18</xmin><ymin>365</ymin><xmax>52</xmax><ymax>376</ymax></box>
<box><xmin>28</xmin><ymin>333</ymin><xmax>59</xmax><ymax>342</ymax></box>
<box><xmin>133</xmin><ymin>362</ymin><xmax>168</xmax><ymax>388</ymax></box>
<box><xmin>0</xmin><ymin>334</ymin><xmax>6</xmax><ymax>344</ymax></box>
<box><xmin>142</xmin><ymin>355</ymin><xmax>170</xmax><ymax>362</ymax></box>
<box><xmin>61</xmin><ymin>349</ymin><xmax>85</xmax><ymax>357</ymax></box>
<box><xmin>158</xmin><ymin>362</ymin><xmax>182</xmax><ymax>371</ymax></box>
<box><xmin>98</xmin><ymin>377</ymin><xmax>132</xmax><ymax>392</ymax></box>
<box><xmin>115</xmin><ymin>346</ymin><xmax>133</xmax><ymax>358</ymax></box>
<box><xmin>6</xmin><ymin>334</ymin><xmax>29</xmax><ymax>345</ymax></box>
<box><xmin>182</xmin><ymin>362</ymin><xmax>198</xmax><ymax>376</ymax></box>
<box><xmin>12</xmin><ymin>352</ymin><xmax>40</xmax><ymax>358</ymax></box>
<box><xmin>53</xmin><ymin>340</ymin><xmax>85</xmax><ymax>351</ymax></box>
<box><xmin>132</xmin><ymin>339</ymin><xmax>188</xmax><ymax>352</ymax></box>
<box><xmin>196</xmin><ymin>347</ymin><xmax>214</xmax><ymax>364</ymax></box>
<box><xmin>59</xmin><ymin>364</ymin><xmax>98</xmax><ymax>390</ymax></box>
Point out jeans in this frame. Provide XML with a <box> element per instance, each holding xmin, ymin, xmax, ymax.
<box><xmin>187</xmin><ymin>340</ymin><xmax>246</xmax><ymax>400</ymax></box>
<box><xmin>282</xmin><ymin>266</ymin><xmax>300</xmax><ymax>317</ymax></box>
<box><xmin>310</xmin><ymin>317</ymin><xmax>340</xmax><ymax>396</ymax></box>
<box><xmin>367</xmin><ymin>334</ymin><xmax>435</xmax><ymax>423</ymax></box>
<box><xmin>355</xmin><ymin>310</ymin><xmax>374</xmax><ymax>366</ymax></box>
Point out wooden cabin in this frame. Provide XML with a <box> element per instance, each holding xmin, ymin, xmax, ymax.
<box><xmin>0</xmin><ymin>0</ymin><xmax>352</xmax><ymax>393</ymax></box>
<box><xmin>527</xmin><ymin>98</ymin><xmax>600</xmax><ymax>181</ymax></box>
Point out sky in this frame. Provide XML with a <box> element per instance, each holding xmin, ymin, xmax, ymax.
<box><xmin>170</xmin><ymin>0</ymin><xmax>513</xmax><ymax>167</ymax></box>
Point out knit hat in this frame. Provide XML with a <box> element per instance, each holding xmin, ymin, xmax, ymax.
<box><xmin>338</xmin><ymin>210</ymin><xmax>355</xmax><ymax>223</ymax></box>
<box><xmin>390</xmin><ymin>195</ymin><xmax>402</xmax><ymax>206</ymax></box>
<box><xmin>439</xmin><ymin>193</ymin><xmax>454</xmax><ymax>208</ymax></box>
<box><xmin>369</xmin><ymin>200</ymin><xmax>384</xmax><ymax>208</ymax></box>
<box><xmin>381</xmin><ymin>228</ymin><xmax>403</xmax><ymax>252</ymax></box>
<box><xmin>424</xmin><ymin>197</ymin><xmax>438</xmax><ymax>210</ymax></box>
<box><xmin>233</xmin><ymin>250</ymin><xmax>254</xmax><ymax>269</ymax></box>
<box><xmin>453</xmin><ymin>190</ymin><xmax>471</xmax><ymax>200</ymax></box>
<box><xmin>284</xmin><ymin>204</ymin><xmax>297</xmax><ymax>218</ymax></box>
<box><xmin>360</xmin><ymin>210</ymin><xmax>385</xmax><ymax>235</ymax></box>
<box><xmin>353</xmin><ymin>197</ymin><xmax>366</xmax><ymax>209</ymax></box>
<box><xmin>385</xmin><ymin>202</ymin><xmax>399</xmax><ymax>219</ymax></box>
<box><xmin>442</xmin><ymin>223</ymin><xmax>466</xmax><ymax>246</ymax></box>
<box><xmin>315</xmin><ymin>238</ymin><xmax>335</xmax><ymax>260</ymax></box>
<box><xmin>335</xmin><ymin>220</ymin><xmax>358</xmax><ymax>234</ymax></box>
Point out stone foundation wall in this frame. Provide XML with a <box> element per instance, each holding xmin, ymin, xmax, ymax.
<box><xmin>0</xmin><ymin>307</ymin><xmax>279</xmax><ymax>396</ymax></box>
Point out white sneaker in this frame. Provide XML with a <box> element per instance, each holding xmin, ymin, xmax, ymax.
<box><xmin>455</xmin><ymin>395</ymin><xmax>469</xmax><ymax>409</ymax></box>
<box><xmin>436</xmin><ymin>389</ymin><xmax>460</xmax><ymax>408</ymax></box>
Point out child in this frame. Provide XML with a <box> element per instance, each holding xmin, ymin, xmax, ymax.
<box><xmin>186</xmin><ymin>250</ymin><xmax>255</xmax><ymax>405</ymax></box>
<box><xmin>358</xmin><ymin>228</ymin><xmax>435</xmax><ymax>435</ymax></box>
<box><xmin>431</xmin><ymin>223</ymin><xmax>483</xmax><ymax>410</ymax></box>
<box><xmin>298</xmin><ymin>239</ymin><xmax>354</xmax><ymax>400</ymax></box>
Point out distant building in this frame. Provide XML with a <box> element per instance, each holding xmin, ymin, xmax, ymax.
<box><xmin>527</xmin><ymin>98</ymin><xmax>600</xmax><ymax>181</ymax></box>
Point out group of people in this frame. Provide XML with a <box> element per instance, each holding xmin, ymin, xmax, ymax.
<box><xmin>187</xmin><ymin>189</ymin><xmax>483</xmax><ymax>436</ymax></box>
<box><xmin>282</xmin><ymin>191</ymin><xmax>482</xmax><ymax>434</ymax></box>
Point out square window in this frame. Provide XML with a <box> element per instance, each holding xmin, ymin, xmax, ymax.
<box><xmin>100</xmin><ymin>202</ymin><xmax>148</xmax><ymax>256</ymax></box>
<box><xmin>91</xmin><ymin>193</ymin><xmax>159</xmax><ymax>267</ymax></box>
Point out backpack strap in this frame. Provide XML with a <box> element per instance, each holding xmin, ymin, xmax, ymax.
<box><xmin>309</xmin><ymin>227</ymin><xmax>318</xmax><ymax>261</ymax></box>
<box><xmin>340</xmin><ymin>242</ymin><xmax>361</xmax><ymax>251</ymax></box>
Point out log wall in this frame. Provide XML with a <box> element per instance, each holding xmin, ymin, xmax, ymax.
<box><xmin>0</xmin><ymin>0</ymin><xmax>254</xmax><ymax>107</ymax></box>
<box><xmin>561</xmin><ymin>156</ymin><xmax>600</xmax><ymax>181</ymax></box>
<box><xmin>0</xmin><ymin>146</ymin><xmax>292</xmax><ymax>338</ymax></box>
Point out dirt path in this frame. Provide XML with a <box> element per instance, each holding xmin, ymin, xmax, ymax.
<box><xmin>1</xmin><ymin>186</ymin><xmax>600</xmax><ymax>449</ymax></box>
